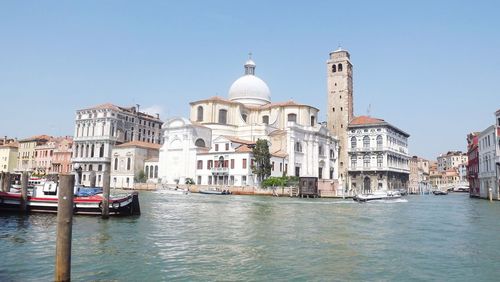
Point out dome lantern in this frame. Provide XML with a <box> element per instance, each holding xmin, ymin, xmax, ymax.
<box><xmin>228</xmin><ymin>54</ymin><xmax>271</xmax><ymax>106</ymax></box>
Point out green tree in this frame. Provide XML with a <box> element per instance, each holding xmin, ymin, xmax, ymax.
<box><xmin>135</xmin><ymin>170</ymin><xmax>147</xmax><ymax>183</ymax></box>
<box><xmin>261</xmin><ymin>176</ymin><xmax>286</xmax><ymax>188</ymax></box>
<box><xmin>252</xmin><ymin>139</ymin><xmax>272</xmax><ymax>184</ymax></box>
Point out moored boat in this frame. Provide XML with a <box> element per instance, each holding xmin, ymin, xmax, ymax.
<box><xmin>353</xmin><ymin>190</ymin><xmax>402</xmax><ymax>202</ymax></box>
<box><xmin>157</xmin><ymin>186</ymin><xmax>190</xmax><ymax>195</ymax></box>
<box><xmin>432</xmin><ymin>190</ymin><xmax>448</xmax><ymax>195</ymax></box>
<box><xmin>0</xmin><ymin>181</ymin><xmax>140</xmax><ymax>216</ymax></box>
<box><xmin>199</xmin><ymin>187</ymin><xmax>231</xmax><ymax>195</ymax></box>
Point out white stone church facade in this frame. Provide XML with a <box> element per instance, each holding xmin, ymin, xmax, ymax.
<box><xmin>159</xmin><ymin>58</ymin><xmax>339</xmax><ymax>186</ymax></box>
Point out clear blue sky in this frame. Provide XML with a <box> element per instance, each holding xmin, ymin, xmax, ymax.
<box><xmin>1</xmin><ymin>0</ymin><xmax>499</xmax><ymax>160</ymax></box>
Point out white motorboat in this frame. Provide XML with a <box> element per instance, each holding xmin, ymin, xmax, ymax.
<box><xmin>353</xmin><ymin>190</ymin><xmax>402</xmax><ymax>202</ymax></box>
<box><xmin>157</xmin><ymin>186</ymin><xmax>189</xmax><ymax>195</ymax></box>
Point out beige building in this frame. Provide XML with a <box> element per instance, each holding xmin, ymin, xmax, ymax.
<box><xmin>0</xmin><ymin>142</ymin><xmax>19</xmax><ymax>172</ymax></box>
<box><xmin>437</xmin><ymin>151</ymin><xmax>468</xmax><ymax>173</ymax></box>
<box><xmin>16</xmin><ymin>135</ymin><xmax>51</xmax><ymax>172</ymax></box>
<box><xmin>111</xmin><ymin>141</ymin><xmax>161</xmax><ymax>189</ymax></box>
<box><xmin>409</xmin><ymin>156</ymin><xmax>431</xmax><ymax>194</ymax></box>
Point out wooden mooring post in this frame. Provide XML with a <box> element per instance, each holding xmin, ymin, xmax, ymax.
<box><xmin>55</xmin><ymin>174</ymin><xmax>75</xmax><ymax>282</ymax></box>
<box><xmin>20</xmin><ymin>172</ymin><xmax>29</xmax><ymax>213</ymax></box>
<box><xmin>1</xmin><ymin>172</ymin><xmax>10</xmax><ymax>192</ymax></box>
<box><xmin>89</xmin><ymin>171</ymin><xmax>96</xmax><ymax>187</ymax></box>
<box><xmin>101</xmin><ymin>170</ymin><xmax>110</xmax><ymax>219</ymax></box>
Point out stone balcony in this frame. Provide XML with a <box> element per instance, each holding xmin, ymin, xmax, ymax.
<box><xmin>211</xmin><ymin>167</ymin><xmax>229</xmax><ymax>175</ymax></box>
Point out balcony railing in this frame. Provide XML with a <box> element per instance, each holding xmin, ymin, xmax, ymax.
<box><xmin>211</xmin><ymin>167</ymin><xmax>229</xmax><ymax>174</ymax></box>
<box><xmin>348</xmin><ymin>146</ymin><xmax>408</xmax><ymax>155</ymax></box>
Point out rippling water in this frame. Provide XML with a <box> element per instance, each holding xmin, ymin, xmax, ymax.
<box><xmin>1</xmin><ymin>193</ymin><xmax>500</xmax><ymax>281</ymax></box>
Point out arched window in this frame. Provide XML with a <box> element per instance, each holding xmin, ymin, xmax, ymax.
<box><xmin>363</xmin><ymin>136</ymin><xmax>370</xmax><ymax>149</ymax></box>
<box><xmin>363</xmin><ymin>155</ymin><xmax>370</xmax><ymax>167</ymax></box>
<box><xmin>90</xmin><ymin>145</ymin><xmax>95</xmax><ymax>158</ymax></box>
<box><xmin>114</xmin><ymin>158</ymin><xmax>118</xmax><ymax>170</ymax></box>
<box><xmin>218</xmin><ymin>109</ymin><xmax>227</xmax><ymax>124</ymax></box>
<box><xmin>197</xmin><ymin>106</ymin><xmax>204</xmax><ymax>122</ymax></box>
<box><xmin>287</xmin><ymin>113</ymin><xmax>297</xmax><ymax>122</ymax></box>
<box><xmin>150</xmin><ymin>165</ymin><xmax>154</xmax><ymax>178</ymax></box>
<box><xmin>310</xmin><ymin>116</ymin><xmax>316</xmax><ymax>126</ymax></box>
<box><xmin>351</xmin><ymin>156</ymin><xmax>357</xmax><ymax>168</ymax></box>
<box><xmin>86</xmin><ymin>145</ymin><xmax>90</xmax><ymax>157</ymax></box>
<box><xmin>241</xmin><ymin>113</ymin><xmax>247</xmax><ymax>122</ymax></box>
<box><xmin>377</xmin><ymin>155</ymin><xmax>383</xmax><ymax>167</ymax></box>
<box><xmin>145</xmin><ymin>166</ymin><xmax>149</xmax><ymax>179</ymax></box>
<box><xmin>332</xmin><ymin>64</ymin><xmax>336</xmax><ymax>73</ymax></box>
<box><xmin>338</xmin><ymin>63</ymin><xmax>343</xmax><ymax>72</ymax></box>
<box><xmin>99</xmin><ymin>145</ymin><xmax>104</xmax><ymax>157</ymax></box>
<box><xmin>195</xmin><ymin>138</ymin><xmax>206</xmax><ymax>147</ymax></box>
<box><xmin>218</xmin><ymin>156</ymin><xmax>224</xmax><ymax>167</ymax></box>
<box><xmin>127</xmin><ymin>158</ymin><xmax>131</xmax><ymax>170</ymax></box>
<box><xmin>351</xmin><ymin>137</ymin><xmax>357</xmax><ymax>148</ymax></box>
<box><xmin>376</xmin><ymin>135</ymin><xmax>383</xmax><ymax>148</ymax></box>
<box><xmin>154</xmin><ymin>166</ymin><xmax>158</xmax><ymax>178</ymax></box>
<box><xmin>75</xmin><ymin>145</ymin><xmax>79</xmax><ymax>158</ymax></box>
<box><xmin>262</xmin><ymin>115</ymin><xmax>269</xmax><ymax>125</ymax></box>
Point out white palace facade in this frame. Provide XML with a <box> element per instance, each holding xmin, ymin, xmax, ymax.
<box><xmin>159</xmin><ymin>58</ymin><xmax>339</xmax><ymax>186</ymax></box>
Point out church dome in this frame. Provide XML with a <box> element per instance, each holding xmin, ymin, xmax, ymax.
<box><xmin>228</xmin><ymin>57</ymin><xmax>271</xmax><ymax>106</ymax></box>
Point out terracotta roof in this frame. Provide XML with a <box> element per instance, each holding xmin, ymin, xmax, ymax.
<box><xmin>271</xmin><ymin>150</ymin><xmax>288</xmax><ymax>158</ymax></box>
<box><xmin>252</xmin><ymin>100</ymin><xmax>319</xmax><ymax>111</ymax></box>
<box><xmin>190</xmin><ymin>96</ymin><xmax>237</xmax><ymax>105</ymax></box>
<box><xmin>0</xmin><ymin>142</ymin><xmax>19</xmax><ymax>149</ymax></box>
<box><xmin>145</xmin><ymin>157</ymin><xmax>159</xmax><ymax>162</ymax></box>
<box><xmin>190</xmin><ymin>97</ymin><xmax>318</xmax><ymax>111</ymax></box>
<box><xmin>19</xmin><ymin>135</ymin><xmax>52</xmax><ymax>142</ymax></box>
<box><xmin>116</xmin><ymin>141</ymin><xmax>161</xmax><ymax>150</ymax></box>
<box><xmin>223</xmin><ymin>136</ymin><xmax>256</xmax><ymax>146</ymax></box>
<box><xmin>235</xmin><ymin>145</ymin><xmax>253</xmax><ymax>153</ymax></box>
<box><xmin>349</xmin><ymin>116</ymin><xmax>385</xmax><ymax>126</ymax></box>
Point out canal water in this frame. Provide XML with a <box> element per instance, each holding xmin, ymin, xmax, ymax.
<box><xmin>1</xmin><ymin>192</ymin><xmax>499</xmax><ymax>281</ymax></box>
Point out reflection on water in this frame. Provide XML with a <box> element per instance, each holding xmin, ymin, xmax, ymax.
<box><xmin>1</xmin><ymin>193</ymin><xmax>500</xmax><ymax>281</ymax></box>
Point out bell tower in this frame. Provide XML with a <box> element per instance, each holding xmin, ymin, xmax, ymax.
<box><xmin>327</xmin><ymin>48</ymin><xmax>354</xmax><ymax>182</ymax></box>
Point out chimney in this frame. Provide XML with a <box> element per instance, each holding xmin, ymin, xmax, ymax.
<box><xmin>156</xmin><ymin>113</ymin><xmax>160</xmax><ymax>119</ymax></box>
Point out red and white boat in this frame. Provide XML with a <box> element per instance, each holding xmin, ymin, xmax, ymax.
<box><xmin>0</xmin><ymin>181</ymin><xmax>140</xmax><ymax>216</ymax></box>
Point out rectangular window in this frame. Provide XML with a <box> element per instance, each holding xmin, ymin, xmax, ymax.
<box><xmin>215</xmin><ymin>144</ymin><xmax>219</xmax><ymax>151</ymax></box>
<box><xmin>272</xmin><ymin>161</ymin><xmax>275</xmax><ymax>171</ymax></box>
<box><xmin>242</xmin><ymin>176</ymin><xmax>247</xmax><ymax>185</ymax></box>
<box><xmin>208</xmin><ymin>176</ymin><xmax>212</xmax><ymax>185</ymax></box>
<box><xmin>230</xmin><ymin>159</ymin><xmax>235</xmax><ymax>169</ymax></box>
<box><xmin>197</xmin><ymin>176</ymin><xmax>201</xmax><ymax>185</ymax></box>
<box><xmin>251</xmin><ymin>159</ymin><xmax>254</xmax><ymax>168</ymax></box>
<box><xmin>197</xmin><ymin>160</ymin><xmax>203</xmax><ymax>170</ymax></box>
<box><xmin>208</xmin><ymin>160</ymin><xmax>213</xmax><ymax>169</ymax></box>
<box><xmin>225</xmin><ymin>143</ymin><xmax>229</xmax><ymax>151</ymax></box>
<box><xmin>243</xmin><ymin>159</ymin><xmax>247</xmax><ymax>169</ymax></box>
<box><xmin>280</xmin><ymin>163</ymin><xmax>283</xmax><ymax>172</ymax></box>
